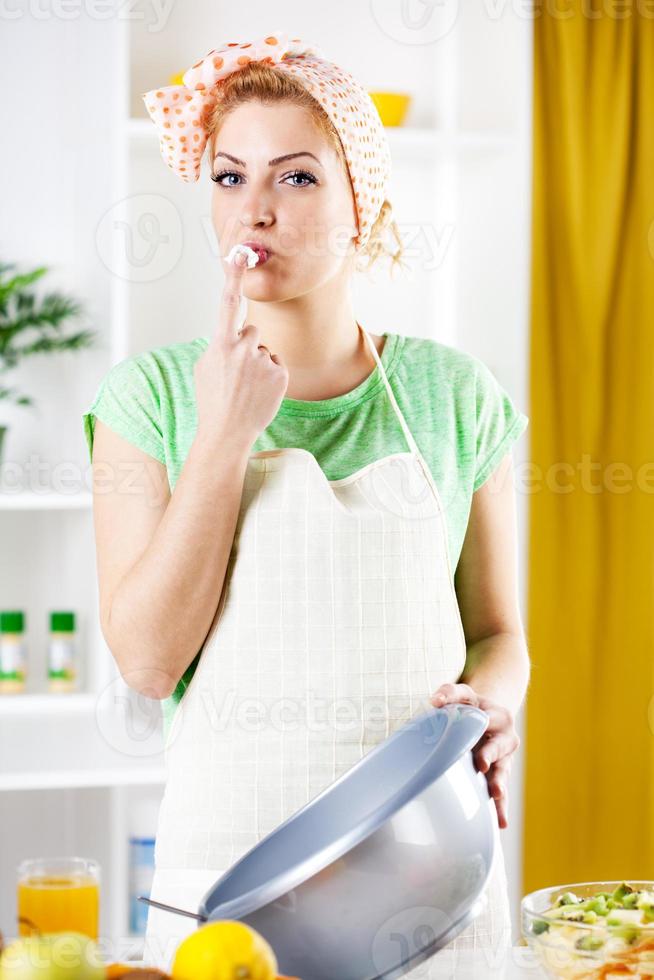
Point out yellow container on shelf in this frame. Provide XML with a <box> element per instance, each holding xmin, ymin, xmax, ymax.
<box><xmin>368</xmin><ymin>91</ymin><xmax>412</xmax><ymax>127</ymax></box>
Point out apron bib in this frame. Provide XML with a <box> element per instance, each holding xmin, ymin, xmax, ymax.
<box><xmin>143</xmin><ymin>325</ymin><xmax>512</xmax><ymax>971</ymax></box>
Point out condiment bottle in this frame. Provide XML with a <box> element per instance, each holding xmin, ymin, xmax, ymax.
<box><xmin>0</xmin><ymin>611</ymin><xmax>27</xmax><ymax>694</ymax></box>
<box><xmin>48</xmin><ymin>611</ymin><xmax>77</xmax><ymax>693</ymax></box>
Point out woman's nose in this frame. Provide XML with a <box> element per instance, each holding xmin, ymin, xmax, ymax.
<box><xmin>239</xmin><ymin>189</ymin><xmax>274</xmax><ymax>229</ymax></box>
<box><xmin>240</xmin><ymin>210</ymin><xmax>273</xmax><ymax>229</ymax></box>
<box><xmin>241</xmin><ymin>215</ymin><xmax>273</xmax><ymax>230</ymax></box>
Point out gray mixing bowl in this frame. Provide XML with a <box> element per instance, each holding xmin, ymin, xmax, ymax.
<box><xmin>193</xmin><ymin>703</ymin><xmax>498</xmax><ymax>979</ymax></box>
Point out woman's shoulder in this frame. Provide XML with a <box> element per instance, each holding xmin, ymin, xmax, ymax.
<box><xmin>83</xmin><ymin>337</ymin><xmax>206</xmax><ymax>466</ymax></box>
<box><xmin>112</xmin><ymin>336</ymin><xmax>206</xmax><ymax>380</ymax></box>
<box><xmin>394</xmin><ymin>330</ymin><xmax>528</xmax><ymax>436</ymax></box>
<box><xmin>93</xmin><ymin>337</ymin><xmax>206</xmax><ymax>409</ymax></box>
<box><xmin>394</xmin><ymin>332</ymin><xmax>493</xmax><ymax>393</ymax></box>
<box><xmin>393</xmin><ymin>332</ymin><xmax>529</xmax><ymax>491</ymax></box>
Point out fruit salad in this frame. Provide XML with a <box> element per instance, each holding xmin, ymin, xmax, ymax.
<box><xmin>524</xmin><ymin>881</ymin><xmax>654</xmax><ymax>978</ymax></box>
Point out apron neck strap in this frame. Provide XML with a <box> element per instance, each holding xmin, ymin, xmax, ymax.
<box><xmin>359</xmin><ymin>323</ymin><xmax>420</xmax><ymax>458</ymax></box>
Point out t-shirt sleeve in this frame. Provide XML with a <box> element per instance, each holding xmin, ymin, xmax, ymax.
<box><xmin>473</xmin><ymin>358</ymin><xmax>529</xmax><ymax>491</ymax></box>
<box><xmin>82</xmin><ymin>356</ymin><xmax>166</xmax><ymax>465</ymax></box>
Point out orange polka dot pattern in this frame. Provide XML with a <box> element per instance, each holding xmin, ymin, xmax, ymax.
<box><xmin>141</xmin><ymin>30</ymin><xmax>391</xmax><ymax>251</ymax></box>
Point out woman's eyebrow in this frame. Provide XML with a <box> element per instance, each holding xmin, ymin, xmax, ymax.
<box><xmin>213</xmin><ymin>150</ymin><xmax>323</xmax><ymax>167</ymax></box>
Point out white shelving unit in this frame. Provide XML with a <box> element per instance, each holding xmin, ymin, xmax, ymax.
<box><xmin>0</xmin><ymin>492</ymin><xmax>93</xmax><ymax>511</ymax></box>
<box><xmin>1</xmin><ymin>0</ymin><xmax>532</xmax><ymax>952</ymax></box>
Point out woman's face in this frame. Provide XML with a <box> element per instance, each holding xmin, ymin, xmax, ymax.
<box><xmin>210</xmin><ymin>101</ymin><xmax>359</xmax><ymax>300</ymax></box>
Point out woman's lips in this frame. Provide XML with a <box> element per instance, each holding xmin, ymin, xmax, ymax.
<box><xmin>240</xmin><ymin>241</ymin><xmax>272</xmax><ymax>264</ymax></box>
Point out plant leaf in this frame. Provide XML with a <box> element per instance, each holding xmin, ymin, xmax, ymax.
<box><xmin>0</xmin><ymin>261</ymin><xmax>97</xmax><ymax>408</ymax></box>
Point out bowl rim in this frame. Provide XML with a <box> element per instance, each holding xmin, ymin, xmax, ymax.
<box><xmin>522</xmin><ymin>879</ymin><xmax>654</xmax><ymax>932</ymax></box>
<box><xmin>368</xmin><ymin>91</ymin><xmax>412</xmax><ymax>99</ymax></box>
<box><xmin>200</xmin><ymin>703</ymin><xmax>490</xmax><ymax>921</ymax></box>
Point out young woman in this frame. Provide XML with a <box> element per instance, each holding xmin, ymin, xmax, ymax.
<box><xmin>83</xmin><ymin>32</ymin><xmax>530</xmax><ymax>972</ymax></box>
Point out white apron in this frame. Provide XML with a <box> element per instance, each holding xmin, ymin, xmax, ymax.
<box><xmin>143</xmin><ymin>325</ymin><xmax>513</xmax><ymax>973</ymax></box>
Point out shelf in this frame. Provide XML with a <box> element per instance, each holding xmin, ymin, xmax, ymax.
<box><xmin>0</xmin><ymin>490</ymin><xmax>93</xmax><ymax>511</ymax></box>
<box><xmin>0</xmin><ymin>692</ymin><xmax>98</xmax><ymax>715</ymax></box>
<box><xmin>0</xmin><ymin>767</ymin><xmax>166</xmax><ymax>792</ymax></box>
<box><xmin>126</xmin><ymin>117</ymin><xmax>518</xmax><ymax>155</ymax></box>
<box><xmin>386</xmin><ymin>127</ymin><xmax>518</xmax><ymax>153</ymax></box>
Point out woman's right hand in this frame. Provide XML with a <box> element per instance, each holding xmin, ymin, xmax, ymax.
<box><xmin>194</xmin><ymin>251</ymin><xmax>289</xmax><ymax>450</ymax></box>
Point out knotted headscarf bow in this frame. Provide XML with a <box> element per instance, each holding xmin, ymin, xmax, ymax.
<box><xmin>142</xmin><ymin>30</ymin><xmax>391</xmax><ymax>251</ymax></box>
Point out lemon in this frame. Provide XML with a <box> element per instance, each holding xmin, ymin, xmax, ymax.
<box><xmin>172</xmin><ymin>920</ymin><xmax>278</xmax><ymax>980</ymax></box>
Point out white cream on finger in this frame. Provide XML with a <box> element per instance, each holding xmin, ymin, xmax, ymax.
<box><xmin>225</xmin><ymin>244</ymin><xmax>260</xmax><ymax>268</ymax></box>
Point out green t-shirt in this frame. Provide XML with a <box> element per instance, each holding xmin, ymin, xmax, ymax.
<box><xmin>82</xmin><ymin>331</ymin><xmax>528</xmax><ymax>739</ymax></box>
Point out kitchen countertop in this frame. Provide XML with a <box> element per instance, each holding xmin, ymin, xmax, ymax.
<box><xmin>131</xmin><ymin>946</ymin><xmax>548</xmax><ymax>977</ymax></box>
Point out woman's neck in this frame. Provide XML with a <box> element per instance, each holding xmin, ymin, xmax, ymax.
<box><xmin>282</xmin><ymin>330</ymin><xmax>386</xmax><ymax>400</ymax></box>
<box><xmin>242</xmin><ymin>275</ymin><xmax>385</xmax><ymax>400</ymax></box>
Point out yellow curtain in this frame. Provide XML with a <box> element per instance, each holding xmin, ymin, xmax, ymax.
<box><xmin>523</xmin><ymin>4</ymin><xmax>654</xmax><ymax>894</ymax></box>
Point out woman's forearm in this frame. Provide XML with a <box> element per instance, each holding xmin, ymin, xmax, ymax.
<box><xmin>106</xmin><ymin>430</ymin><xmax>252</xmax><ymax>699</ymax></box>
<box><xmin>458</xmin><ymin>630</ymin><xmax>531</xmax><ymax>717</ymax></box>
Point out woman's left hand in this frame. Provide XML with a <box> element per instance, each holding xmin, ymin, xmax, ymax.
<box><xmin>429</xmin><ymin>682</ymin><xmax>520</xmax><ymax>830</ymax></box>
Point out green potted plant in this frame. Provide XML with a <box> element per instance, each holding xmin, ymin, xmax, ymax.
<box><xmin>0</xmin><ymin>261</ymin><xmax>96</xmax><ymax>468</ymax></box>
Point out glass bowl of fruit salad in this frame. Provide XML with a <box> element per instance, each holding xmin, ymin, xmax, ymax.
<box><xmin>522</xmin><ymin>880</ymin><xmax>654</xmax><ymax>978</ymax></box>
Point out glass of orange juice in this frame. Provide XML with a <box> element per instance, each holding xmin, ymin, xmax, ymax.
<box><xmin>17</xmin><ymin>857</ymin><xmax>100</xmax><ymax>939</ymax></box>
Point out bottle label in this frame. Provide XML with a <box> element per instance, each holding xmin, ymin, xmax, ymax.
<box><xmin>48</xmin><ymin>637</ymin><xmax>76</xmax><ymax>679</ymax></box>
<box><xmin>0</xmin><ymin>638</ymin><xmax>26</xmax><ymax>681</ymax></box>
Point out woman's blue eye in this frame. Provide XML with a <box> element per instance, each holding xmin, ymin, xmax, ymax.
<box><xmin>212</xmin><ymin>171</ymin><xmax>241</xmax><ymax>187</ymax></box>
<box><xmin>210</xmin><ymin>169</ymin><xmax>317</xmax><ymax>187</ymax></box>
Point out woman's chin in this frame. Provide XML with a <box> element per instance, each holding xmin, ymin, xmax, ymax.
<box><xmin>242</xmin><ymin>264</ymin><xmax>330</xmax><ymax>302</ymax></box>
<box><xmin>243</xmin><ymin>272</ymin><xmax>302</xmax><ymax>302</ymax></box>
<box><xmin>244</xmin><ymin>285</ymin><xmax>286</xmax><ymax>303</ymax></box>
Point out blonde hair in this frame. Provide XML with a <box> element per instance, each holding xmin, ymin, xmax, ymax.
<box><xmin>205</xmin><ymin>61</ymin><xmax>408</xmax><ymax>279</ymax></box>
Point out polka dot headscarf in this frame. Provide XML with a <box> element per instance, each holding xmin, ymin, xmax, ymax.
<box><xmin>141</xmin><ymin>30</ymin><xmax>392</xmax><ymax>251</ymax></box>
